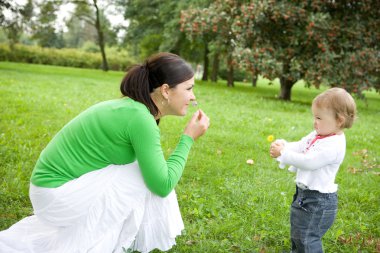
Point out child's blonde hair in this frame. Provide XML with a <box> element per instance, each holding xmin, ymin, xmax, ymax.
<box><xmin>312</xmin><ymin>87</ymin><xmax>357</xmax><ymax>129</ymax></box>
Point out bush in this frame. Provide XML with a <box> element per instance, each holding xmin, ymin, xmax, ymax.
<box><xmin>217</xmin><ymin>59</ymin><xmax>251</xmax><ymax>82</ymax></box>
<box><xmin>81</xmin><ymin>41</ymin><xmax>100</xmax><ymax>53</ymax></box>
<box><xmin>0</xmin><ymin>44</ymin><xmax>135</xmax><ymax>71</ymax></box>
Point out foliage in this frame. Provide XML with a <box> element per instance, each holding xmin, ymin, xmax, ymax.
<box><xmin>181</xmin><ymin>0</ymin><xmax>380</xmax><ymax>100</ymax></box>
<box><xmin>0</xmin><ymin>0</ymin><xmax>34</xmax><ymax>49</ymax></box>
<box><xmin>0</xmin><ymin>44</ymin><xmax>134</xmax><ymax>71</ymax></box>
<box><xmin>59</xmin><ymin>0</ymin><xmax>121</xmax><ymax>71</ymax></box>
<box><xmin>32</xmin><ymin>1</ymin><xmax>64</xmax><ymax>48</ymax></box>
<box><xmin>218</xmin><ymin>61</ymin><xmax>249</xmax><ymax>82</ymax></box>
<box><xmin>118</xmin><ymin>0</ymin><xmax>207</xmax><ymax>62</ymax></box>
<box><xmin>81</xmin><ymin>40</ymin><xmax>100</xmax><ymax>53</ymax></box>
<box><xmin>180</xmin><ymin>0</ymin><xmax>237</xmax><ymax>51</ymax></box>
<box><xmin>180</xmin><ymin>0</ymin><xmax>241</xmax><ymax>86</ymax></box>
<box><xmin>0</xmin><ymin>0</ymin><xmax>12</xmax><ymax>25</ymax></box>
<box><xmin>66</xmin><ymin>0</ymin><xmax>118</xmax><ymax>46</ymax></box>
<box><xmin>119</xmin><ymin>0</ymin><xmax>163</xmax><ymax>58</ymax></box>
<box><xmin>0</xmin><ymin>62</ymin><xmax>379</xmax><ymax>252</ymax></box>
<box><xmin>64</xmin><ymin>16</ymin><xmax>98</xmax><ymax>48</ymax></box>
<box><xmin>139</xmin><ymin>34</ymin><xmax>163</xmax><ymax>60</ymax></box>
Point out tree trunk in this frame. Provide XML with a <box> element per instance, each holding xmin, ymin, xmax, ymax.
<box><xmin>227</xmin><ymin>53</ymin><xmax>234</xmax><ymax>87</ymax></box>
<box><xmin>279</xmin><ymin>77</ymin><xmax>294</xmax><ymax>100</ymax></box>
<box><xmin>278</xmin><ymin>60</ymin><xmax>295</xmax><ymax>100</ymax></box>
<box><xmin>202</xmin><ymin>42</ymin><xmax>209</xmax><ymax>81</ymax></box>
<box><xmin>252</xmin><ymin>74</ymin><xmax>257</xmax><ymax>87</ymax></box>
<box><xmin>211</xmin><ymin>51</ymin><xmax>219</xmax><ymax>82</ymax></box>
<box><xmin>93</xmin><ymin>0</ymin><xmax>108</xmax><ymax>71</ymax></box>
<box><xmin>7</xmin><ymin>23</ymin><xmax>20</xmax><ymax>51</ymax></box>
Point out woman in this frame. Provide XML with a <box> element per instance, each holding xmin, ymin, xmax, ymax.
<box><xmin>0</xmin><ymin>52</ymin><xmax>210</xmax><ymax>252</ymax></box>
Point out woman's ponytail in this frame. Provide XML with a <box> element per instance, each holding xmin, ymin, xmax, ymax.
<box><xmin>120</xmin><ymin>52</ymin><xmax>194</xmax><ymax>120</ymax></box>
<box><xmin>120</xmin><ymin>63</ymin><xmax>159</xmax><ymax>117</ymax></box>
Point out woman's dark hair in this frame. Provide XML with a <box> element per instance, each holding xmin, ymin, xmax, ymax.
<box><xmin>120</xmin><ymin>52</ymin><xmax>194</xmax><ymax>118</ymax></box>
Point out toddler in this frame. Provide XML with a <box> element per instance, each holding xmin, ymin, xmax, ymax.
<box><xmin>270</xmin><ymin>87</ymin><xmax>357</xmax><ymax>253</ymax></box>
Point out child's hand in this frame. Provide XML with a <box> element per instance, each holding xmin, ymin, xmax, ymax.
<box><xmin>270</xmin><ymin>142</ymin><xmax>284</xmax><ymax>158</ymax></box>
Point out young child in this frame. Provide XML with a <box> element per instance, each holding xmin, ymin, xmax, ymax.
<box><xmin>270</xmin><ymin>87</ymin><xmax>356</xmax><ymax>252</ymax></box>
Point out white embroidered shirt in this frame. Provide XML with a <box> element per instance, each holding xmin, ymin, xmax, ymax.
<box><xmin>276</xmin><ymin>131</ymin><xmax>346</xmax><ymax>193</ymax></box>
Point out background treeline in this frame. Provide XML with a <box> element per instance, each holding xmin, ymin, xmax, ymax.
<box><xmin>0</xmin><ymin>0</ymin><xmax>379</xmax><ymax>101</ymax></box>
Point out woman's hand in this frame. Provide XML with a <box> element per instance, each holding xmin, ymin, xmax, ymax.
<box><xmin>270</xmin><ymin>141</ymin><xmax>284</xmax><ymax>158</ymax></box>
<box><xmin>184</xmin><ymin>109</ymin><xmax>210</xmax><ymax>140</ymax></box>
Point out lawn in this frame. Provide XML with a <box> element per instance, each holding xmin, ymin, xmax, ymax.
<box><xmin>0</xmin><ymin>62</ymin><xmax>379</xmax><ymax>252</ymax></box>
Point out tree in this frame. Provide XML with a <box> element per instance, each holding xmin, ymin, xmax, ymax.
<box><xmin>118</xmin><ymin>0</ymin><xmax>164</xmax><ymax>59</ymax></box>
<box><xmin>65</xmin><ymin>0</ymin><xmax>117</xmax><ymax>71</ymax></box>
<box><xmin>180</xmin><ymin>0</ymin><xmax>242</xmax><ymax>86</ymax></box>
<box><xmin>180</xmin><ymin>8</ymin><xmax>211</xmax><ymax>80</ymax></box>
<box><xmin>64</xmin><ymin>5</ymin><xmax>117</xmax><ymax>49</ymax></box>
<box><xmin>304</xmin><ymin>1</ymin><xmax>380</xmax><ymax>97</ymax></box>
<box><xmin>231</xmin><ymin>3</ymin><xmax>279</xmax><ymax>87</ymax></box>
<box><xmin>233</xmin><ymin>1</ymin><xmax>380</xmax><ymax>100</ymax></box>
<box><xmin>92</xmin><ymin>0</ymin><xmax>108</xmax><ymax>70</ymax></box>
<box><xmin>210</xmin><ymin>44</ymin><xmax>220</xmax><ymax>82</ymax></box>
<box><xmin>182</xmin><ymin>1</ymin><xmax>379</xmax><ymax>99</ymax></box>
<box><xmin>65</xmin><ymin>16</ymin><xmax>97</xmax><ymax>48</ymax></box>
<box><xmin>158</xmin><ymin>0</ymin><xmax>208</xmax><ymax>58</ymax></box>
<box><xmin>33</xmin><ymin>1</ymin><xmax>65</xmax><ymax>48</ymax></box>
<box><xmin>1</xmin><ymin>0</ymin><xmax>34</xmax><ymax>50</ymax></box>
<box><xmin>118</xmin><ymin>0</ymin><xmax>208</xmax><ymax>66</ymax></box>
<box><xmin>0</xmin><ymin>0</ymin><xmax>12</xmax><ymax>25</ymax></box>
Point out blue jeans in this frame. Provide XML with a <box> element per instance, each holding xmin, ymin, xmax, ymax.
<box><xmin>290</xmin><ymin>186</ymin><xmax>338</xmax><ymax>253</ymax></box>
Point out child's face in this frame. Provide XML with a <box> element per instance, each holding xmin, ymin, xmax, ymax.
<box><xmin>312</xmin><ymin>105</ymin><xmax>342</xmax><ymax>136</ymax></box>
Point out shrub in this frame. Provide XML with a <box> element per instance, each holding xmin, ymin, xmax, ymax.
<box><xmin>81</xmin><ymin>41</ymin><xmax>100</xmax><ymax>53</ymax></box>
<box><xmin>0</xmin><ymin>44</ymin><xmax>135</xmax><ymax>71</ymax></box>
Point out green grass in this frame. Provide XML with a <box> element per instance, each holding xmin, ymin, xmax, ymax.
<box><xmin>1</xmin><ymin>62</ymin><xmax>379</xmax><ymax>252</ymax></box>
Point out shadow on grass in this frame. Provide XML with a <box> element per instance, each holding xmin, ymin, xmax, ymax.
<box><xmin>196</xmin><ymin>79</ymin><xmax>380</xmax><ymax>113</ymax></box>
<box><xmin>197</xmin><ymin>79</ymin><xmax>314</xmax><ymax>107</ymax></box>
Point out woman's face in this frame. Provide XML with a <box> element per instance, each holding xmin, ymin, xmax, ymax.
<box><xmin>167</xmin><ymin>77</ymin><xmax>196</xmax><ymax>116</ymax></box>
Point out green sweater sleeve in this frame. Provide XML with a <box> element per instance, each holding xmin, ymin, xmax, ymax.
<box><xmin>128</xmin><ymin>111</ymin><xmax>194</xmax><ymax>197</ymax></box>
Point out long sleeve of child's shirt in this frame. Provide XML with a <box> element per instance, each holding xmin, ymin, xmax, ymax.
<box><xmin>276</xmin><ymin>133</ymin><xmax>312</xmax><ymax>170</ymax></box>
<box><xmin>276</xmin><ymin>131</ymin><xmax>346</xmax><ymax>193</ymax></box>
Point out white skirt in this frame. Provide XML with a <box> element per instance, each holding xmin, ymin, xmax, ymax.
<box><xmin>0</xmin><ymin>162</ymin><xmax>184</xmax><ymax>253</ymax></box>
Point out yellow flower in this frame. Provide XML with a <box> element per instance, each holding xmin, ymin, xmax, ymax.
<box><xmin>267</xmin><ymin>135</ymin><xmax>274</xmax><ymax>142</ymax></box>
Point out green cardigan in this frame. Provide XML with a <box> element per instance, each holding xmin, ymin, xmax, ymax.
<box><xmin>31</xmin><ymin>98</ymin><xmax>194</xmax><ymax>197</ymax></box>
